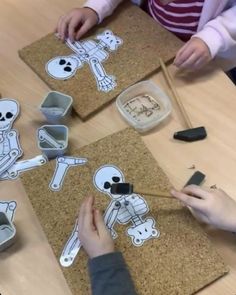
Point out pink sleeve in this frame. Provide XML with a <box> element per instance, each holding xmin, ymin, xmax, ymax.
<box><xmin>193</xmin><ymin>5</ymin><xmax>236</xmax><ymax>58</ymax></box>
<box><xmin>84</xmin><ymin>0</ymin><xmax>124</xmax><ymax>23</ymax></box>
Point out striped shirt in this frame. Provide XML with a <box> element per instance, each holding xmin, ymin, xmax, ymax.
<box><xmin>147</xmin><ymin>0</ymin><xmax>205</xmax><ymax>41</ymax></box>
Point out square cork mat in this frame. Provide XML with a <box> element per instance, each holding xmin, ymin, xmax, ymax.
<box><xmin>19</xmin><ymin>2</ymin><xmax>183</xmax><ymax>120</ymax></box>
<box><xmin>21</xmin><ymin>128</ymin><xmax>228</xmax><ymax>294</ymax></box>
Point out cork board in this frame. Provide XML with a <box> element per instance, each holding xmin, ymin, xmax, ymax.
<box><xmin>21</xmin><ymin>128</ymin><xmax>228</xmax><ymax>294</ymax></box>
<box><xmin>19</xmin><ymin>2</ymin><xmax>183</xmax><ymax>120</ymax></box>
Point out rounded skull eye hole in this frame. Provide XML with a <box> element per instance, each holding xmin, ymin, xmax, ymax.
<box><xmin>104</xmin><ymin>182</ymin><xmax>111</xmax><ymax>189</ymax></box>
<box><xmin>0</xmin><ymin>112</ymin><xmax>2</xmax><ymax>118</ymax></box>
<box><xmin>6</xmin><ymin>112</ymin><xmax>13</xmax><ymax>119</ymax></box>
<box><xmin>112</xmin><ymin>176</ymin><xmax>120</xmax><ymax>183</ymax></box>
<box><xmin>64</xmin><ymin>66</ymin><xmax>72</xmax><ymax>72</ymax></box>
<box><xmin>59</xmin><ymin>59</ymin><xmax>66</xmax><ymax>65</ymax></box>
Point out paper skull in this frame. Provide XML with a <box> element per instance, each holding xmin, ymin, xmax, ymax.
<box><xmin>93</xmin><ymin>165</ymin><xmax>125</xmax><ymax>199</ymax></box>
<box><xmin>46</xmin><ymin>55</ymin><xmax>81</xmax><ymax>80</ymax></box>
<box><xmin>0</xmin><ymin>99</ymin><xmax>20</xmax><ymax>131</ymax></box>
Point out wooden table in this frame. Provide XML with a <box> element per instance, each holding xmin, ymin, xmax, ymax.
<box><xmin>1</xmin><ymin>1</ymin><xmax>236</xmax><ymax>294</ymax></box>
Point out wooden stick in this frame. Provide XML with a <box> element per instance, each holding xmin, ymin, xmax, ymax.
<box><xmin>134</xmin><ymin>189</ymin><xmax>174</xmax><ymax>199</ymax></box>
<box><xmin>159</xmin><ymin>58</ymin><xmax>193</xmax><ymax>129</ymax></box>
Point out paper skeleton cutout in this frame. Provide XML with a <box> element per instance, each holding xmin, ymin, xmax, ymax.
<box><xmin>0</xmin><ymin>155</ymin><xmax>47</xmax><ymax>180</ymax></box>
<box><xmin>59</xmin><ymin>164</ymin><xmax>159</xmax><ymax>268</ymax></box>
<box><xmin>60</xmin><ymin>218</ymin><xmax>81</xmax><ymax>267</ymax></box>
<box><xmin>93</xmin><ymin>165</ymin><xmax>160</xmax><ymax>246</ymax></box>
<box><xmin>46</xmin><ymin>30</ymin><xmax>123</xmax><ymax>93</ymax></box>
<box><xmin>0</xmin><ymin>201</ymin><xmax>17</xmax><ymax>221</ymax></box>
<box><xmin>49</xmin><ymin>156</ymin><xmax>88</xmax><ymax>191</ymax></box>
<box><xmin>0</xmin><ymin>99</ymin><xmax>23</xmax><ymax>176</ymax></box>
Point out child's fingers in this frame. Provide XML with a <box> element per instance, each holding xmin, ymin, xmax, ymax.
<box><xmin>60</xmin><ymin>15</ymin><xmax>71</xmax><ymax>40</ymax></box>
<box><xmin>192</xmin><ymin>55</ymin><xmax>209</xmax><ymax>70</ymax></box>
<box><xmin>171</xmin><ymin>189</ymin><xmax>204</xmax><ymax>210</ymax></box>
<box><xmin>177</xmin><ymin>52</ymin><xmax>200</xmax><ymax>69</ymax></box>
<box><xmin>83</xmin><ymin>196</ymin><xmax>95</xmax><ymax>231</ymax></box>
<box><xmin>68</xmin><ymin>17</ymin><xmax>81</xmax><ymax>42</ymax></box>
<box><xmin>174</xmin><ymin>42</ymin><xmax>193</xmax><ymax>66</ymax></box>
<box><xmin>93</xmin><ymin>209</ymin><xmax>107</xmax><ymax>236</ymax></box>
<box><xmin>188</xmin><ymin>207</ymin><xmax>209</xmax><ymax>224</ymax></box>
<box><xmin>75</xmin><ymin>19</ymin><xmax>93</xmax><ymax>40</ymax></box>
<box><xmin>174</xmin><ymin>42</ymin><xmax>189</xmax><ymax>60</ymax></box>
<box><xmin>56</xmin><ymin>15</ymin><xmax>65</xmax><ymax>38</ymax></box>
<box><xmin>78</xmin><ymin>199</ymin><xmax>86</xmax><ymax>230</ymax></box>
<box><xmin>174</xmin><ymin>46</ymin><xmax>196</xmax><ymax>67</ymax></box>
<box><xmin>182</xmin><ymin>185</ymin><xmax>210</xmax><ymax>200</ymax></box>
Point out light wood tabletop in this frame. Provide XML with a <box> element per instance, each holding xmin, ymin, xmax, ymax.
<box><xmin>1</xmin><ymin>1</ymin><xmax>236</xmax><ymax>295</ymax></box>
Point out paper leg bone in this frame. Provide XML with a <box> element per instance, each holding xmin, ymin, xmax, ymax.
<box><xmin>0</xmin><ymin>131</ymin><xmax>22</xmax><ymax>175</ymax></box>
<box><xmin>49</xmin><ymin>156</ymin><xmax>88</xmax><ymax>191</ymax></box>
<box><xmin>38</xmin><ymin>129</ymin><xmax>64</xmax><ymax>149</ymax></box>
<box><xmin>0</xmin><ymin>155</ymin><xmax>47</xmax><ymax>180</ymax></box>
<box><xmin>60</xmin><ymin>219</ymin><xmax>81</xmax><ymax>267</ymax></box>
<box><xmin>104</xmin><ymin>201</ymin><xmax>121</xmax><ymax>239</ymax></box>
<box><xmin>89</xmin><ymin>57</ymin><xmax>116</xmax><ymax>92</ymax></box>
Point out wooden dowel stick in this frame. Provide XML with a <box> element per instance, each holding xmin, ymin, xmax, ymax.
<box><xmin>159</xmin><ymin>58</ymin><xmax>193</xmax><ymax>129</ymax></box>
<box><xmin>134</xmin><ymin>189</ymin><xmax>174</xmax><ymax>199</ymax></box>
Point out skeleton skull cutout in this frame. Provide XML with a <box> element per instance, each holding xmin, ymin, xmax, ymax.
<box><xmin>93</xmin><ymin>165</ymin><xmax>125</xmax><ymax>199</ymax></box>
<box><xmin>46</xmin><ymin>55</ymin><xmax>83</xmax><ymax>80</ymax></box>
<box><xmin>0</xmin><ymin>99</ymin><xmax>20</xmax><ymax>131</ymax></box>
<box><xmin>96</xmin><ymin>30</ymin><xmax>123</xmax><ymax>51</ymax></box>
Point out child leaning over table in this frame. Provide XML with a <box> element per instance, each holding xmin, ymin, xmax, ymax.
<box><xmin>56</xmin><ymin>0</ymin><xmax>236</xmax><ymax>72</ymax></box>
<box><xmin>78</xmin><ymin>187</ymin><xmax>236</xmax><ymax>295</ymax></box>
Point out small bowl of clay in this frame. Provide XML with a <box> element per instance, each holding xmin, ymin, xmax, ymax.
<box><xmin>0</xmin><ymin>212</ymin><xmax>16</xmax><ymax>251</ymax></box>
<box><xmin>40</xmin><ymin>91</ymin><xmax>73</xmax><ymax>123</ymax></box>
<box><xmin>116</xmin><ymin>80</ymin><xmax>172</xmax><ymax>133</ymax></box>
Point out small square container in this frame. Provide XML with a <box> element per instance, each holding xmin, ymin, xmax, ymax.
<box><xmin>40</xmin><ymin>91</ymin><xmax>73</xmax><ymax>123</ymax></box>
<box><xmin>116</xmin><ymin>80</ymin><xmax>172</xmax><ymax>133</ymax></box>
<box><xmin>37</xmin><ymin>125</ymin><xmax>68</xmax><ymax>159</ymax></box>
<box><xmin>0</xmin><ymin>212</ymin><xmax>16</xmax><ymax>251</ymax></box>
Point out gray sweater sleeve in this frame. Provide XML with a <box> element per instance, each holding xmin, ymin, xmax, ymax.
<box><xmin>88</xmin><ymin>252</ymin><xmax>137</xmax><ymax>295</ymax></box>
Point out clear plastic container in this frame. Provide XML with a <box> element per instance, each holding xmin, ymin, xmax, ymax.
<box><xmin>116</xmin><ymin>80</ymin><xmax>172</xmax><ymax>133</ymax></box>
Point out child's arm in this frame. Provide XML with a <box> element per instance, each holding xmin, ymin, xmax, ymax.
<box><xmin>88</xmin><ymin>252</ymin><xmax>137</xmax><ymax>295</ymax></box>
<box><xmin>85</xmin><ymin>0</ymin><xmax>124</xmax><ymax>23</ymax></box>
<box><xmin>171</xmin><ymin>185</ymin><xmax>236</xmax><ymax>232</ymax></box>
<box><xmin>174</xmin><ymin>5</ymin><xmax>236</xmax><ymax>70</ymax></box>
<box><xmin>78</xmin><ymin>196</ymin><xmax>137</xmax><ymax>295</ymax></box>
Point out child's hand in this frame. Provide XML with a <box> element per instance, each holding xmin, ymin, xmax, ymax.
<box><xmin>78</xmin><ymin>196</ymin><xmax>115</xmax><ymax>259</ymax></box>
<box><xmin>171</xmin><ymin>185</ymin><xmax>236</xmax><ymax>232</ymax></box>
<box><xmin>56</xmin><ymin>7</ymin><xmax>98</xmax><ymax>42</ymax></box>
<box><xmin>174</xmin><ymin>38</ymin><xmax>212</xmax><ymax>71</ymax></box>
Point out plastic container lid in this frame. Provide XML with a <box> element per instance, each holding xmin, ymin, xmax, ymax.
<box><xmin>116</xmin><ymin>80</ymin><xmax>172</xmax><ymax>133</ymax></box>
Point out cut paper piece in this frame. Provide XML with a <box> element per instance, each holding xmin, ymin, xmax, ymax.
<box><xmin>49</xmin><ymin>156</ymin><xmax>88</xmax><ymax>191</ymax></box>
<box><xmin>60</xmin><ymin>219</ymin><xmax>81</xmax><ymax>268</ymax></box>
<box><xmin>0</xmin><ymin>201</ymin><xmax>17</xmax><ymax>221</ymax></box>
<box><xmin>93</xmin><ymin>164</ymin><xmax>160</xmax><ymax>246</ymax></box>
<box><xmin>38</xmin><ymin>128</ymin><xmax>64</xmax><ymax>149</ymax></box>
<box><xmin>0</xmin><ymin>155</ymin><xmax>47</xmax><ymax>180</ymax></box>
<box><xmin>0</xmin><ymin>99</ymin><xmax>23</xmax><ymax>176</ymax></box>
<box><xmin>45</xmin><ymin>30</ymin><xmax>123</xmax><ymax>93</ymax></box>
